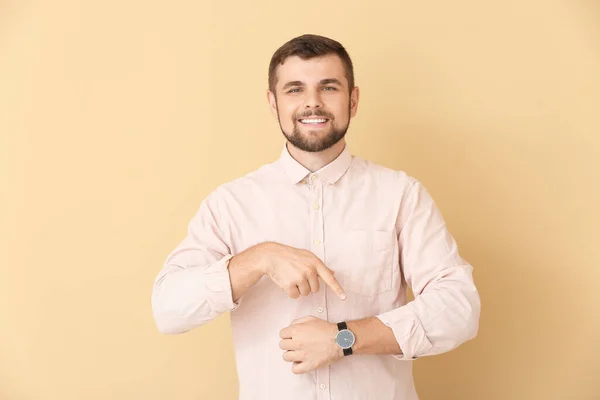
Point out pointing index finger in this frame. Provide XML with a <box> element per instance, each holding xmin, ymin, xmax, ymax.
<box><xmin>315</xmin><ymin>263</ymin><xmax>346</xmax><ymax>300</ymax></box>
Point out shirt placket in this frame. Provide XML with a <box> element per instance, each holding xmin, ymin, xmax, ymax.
<box><xmin>307</xmin><ymin>173</ymin><xmax>331</xmax><ymax>400</ymax></box>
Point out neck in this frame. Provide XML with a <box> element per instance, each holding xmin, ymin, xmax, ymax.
<box><xmin>286</xmin><ymin>139</ymin><xmax>346</xmax><ymax>173</ymax></box>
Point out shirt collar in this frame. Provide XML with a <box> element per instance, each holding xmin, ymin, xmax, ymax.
<box><xmin>278</xmin><ymin>141</ymin><xmax>353</xmax><ymax>185</ymax></box>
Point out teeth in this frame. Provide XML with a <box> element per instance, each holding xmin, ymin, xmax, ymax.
<box><xmin>300</xmin><ymin>118</ymin><xmax>327</xmax><ymax>124</ymax></box>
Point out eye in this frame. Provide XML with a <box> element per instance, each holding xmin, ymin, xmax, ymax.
<box><xmin>287</xmin><ymin>88</ymin><xmax>301</xmax><ymax>93</ymax></box>
<box><xmin>322</xmin><ymin>86</ymin><xmax>337</xmax><ymax>91</ymax></box>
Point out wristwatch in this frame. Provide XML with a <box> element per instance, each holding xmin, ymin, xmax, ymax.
<box><xmin>335</xmin><ymin>321</ymin><xmax>355</xmax><ymax>356</ymax></box>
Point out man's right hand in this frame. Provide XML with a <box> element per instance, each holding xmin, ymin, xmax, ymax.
<box><xmin>259</xmin><ymin>242</ymin><xmax>346</xmax><ymax>301</ymax></box>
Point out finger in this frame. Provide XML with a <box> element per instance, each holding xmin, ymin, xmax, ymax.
<box><xmin>292</xmin><ymin>361</ymin><xmax>310</xmax><ymax>375</ymax></box>
<box><xmin>279</xmin><ymin>339</ymin><xmax>299</xmax><ymax>351</ymax></box>
<box><xmin>279</xmin><ymin>327</ymin><xmax>293</xmax><ymax>339</ymax></box>
<box><xmin>297</xmin><ymin>281</ymin><xmax>311</xmax><ymax>296</ymax></box>
<box><xmin>285</xmin><ymin>284</ymin><xmax>300</xmax><ymax>299</ymax></box>
<box><xmin>315</xmin><ymin>263</ymin><xmax>346</xmax><ymax>300</ymax></box>
<box><xmin>282</xmin><ymin>350</ymin><xmax>304</xmax><ymax>362</ymax></box>
<box><xmin>306</xmin><ymin>271</ymin><xmax>320</xmax><ymax>293</ymax></box>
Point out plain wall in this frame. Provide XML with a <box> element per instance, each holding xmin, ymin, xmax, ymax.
<box><xmin>1</xmin><ymin>0</ymin><xmax>599</xmax><ymax>399</ymax></box>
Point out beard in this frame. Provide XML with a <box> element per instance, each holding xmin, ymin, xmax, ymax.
<box><xmin>276</xmin><ymin>101</ymin><xmax>351</xmax><ymax>153</ymax></box>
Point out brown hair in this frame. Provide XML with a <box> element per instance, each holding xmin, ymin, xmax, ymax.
<box><xmin>268</xmin><ymin>34</ymin><xmax>355</xmax><ymax>94</ymax></box>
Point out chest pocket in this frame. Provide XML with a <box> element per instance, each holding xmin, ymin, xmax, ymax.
<box><xmin>327</xmin><ymin>229</ymin><xmax>396</xmax><ymax>297</ymax></box>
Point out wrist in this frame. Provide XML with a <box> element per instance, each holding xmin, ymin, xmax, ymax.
<box><xmin>230</xmin><ymin>243</ymin><xmax>270</xmax><ymax>277</ymax></box>
<box><xmin>256</xmin><ymin>242</ymin><xmax>273</xmax><ymax>275</ymax></box>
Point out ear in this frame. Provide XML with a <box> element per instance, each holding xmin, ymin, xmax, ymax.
<box><xmin>267</xmin><ymin>90</ymin><xmax>278</xmax><ymax>119</ymax></box>
<box><xmin>350</xmin><ymin>86</ymin><xmax>360</xmax><ymax>118</ymax></box>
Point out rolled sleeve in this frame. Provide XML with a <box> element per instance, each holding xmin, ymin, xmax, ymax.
<box><xmin>377</xmin><ymin>304</ymin><xmax>433</xmax><ymax>360</ymax></box>
<box><xmin>203</xmin><ymin>254</ymin><xmax>240</xmax><ymax>314</ymax></box>
<box><xmin>152</xmin><ymin>189</ymin><xmax>240</xmax><ymax>334</ymax></box>
<box><xmin>376</xmin><ymin>179</ymin><xmax>481</xmax><ymax>359</ymax></box>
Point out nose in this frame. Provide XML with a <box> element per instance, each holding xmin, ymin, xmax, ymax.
<box><xmin>303</xmin><ymin>89</ymin><xmax>323</xmax><ymax>109</ymax></box>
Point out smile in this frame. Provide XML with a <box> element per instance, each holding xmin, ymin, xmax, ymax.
<box><xmin>299</xmin><ymin>118</ymin><xmax>328</xmax><ymax>124</ymax></box>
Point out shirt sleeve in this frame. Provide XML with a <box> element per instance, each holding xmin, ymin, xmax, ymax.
<box><xmin>376</xmin><ymin>179</ymin><xmax>481</xmax><ymax>360</ymax></box>
<box><xmin>151</xmin><ymin>189</ymin><xmax>240</xmax><ymax>334</ymax></box>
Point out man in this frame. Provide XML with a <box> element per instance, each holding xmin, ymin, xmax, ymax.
<box><xmin>152</xmin><ymin>34</ymin><xmax>480</xmax><ymax>400</ymax></box>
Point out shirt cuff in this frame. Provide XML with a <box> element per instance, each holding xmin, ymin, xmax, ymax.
<box><xmin>376</xmin><ymin>303</ymin><xmax>433</xmax><ymax>361</ymax></box>
<box><xmin>203</xmin><ymin>254</ymin><xmax>241</xmax><ymax>314</ymax></box>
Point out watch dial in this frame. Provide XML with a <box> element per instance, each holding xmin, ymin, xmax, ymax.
<box><xmin>336</xmin><ymin>330</ymin><xmax>355</xmax><ymax>349</ymax></box>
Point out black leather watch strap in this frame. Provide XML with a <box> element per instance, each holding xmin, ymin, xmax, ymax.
<box><xmin>343</xmin><ymin>347</ymin><xmax>353</xmax><ymax>356</ymax></box>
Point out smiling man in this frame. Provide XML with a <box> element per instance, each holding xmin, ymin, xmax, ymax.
<box><xmin>152</xmin><ymin>34</ymin><xmax>481</xmax><ymax>400</ymax></box>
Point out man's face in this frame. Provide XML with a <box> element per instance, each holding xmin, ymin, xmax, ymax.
<box><xmin>267</xmin><ymin>54</ymin><xmax>359</xmax><ymax>153</ymax></box>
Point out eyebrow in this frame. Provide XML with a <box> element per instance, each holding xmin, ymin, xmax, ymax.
<box><xmin>320</xmin><ymin>78</ymin><xmax>343</xmax><ymax>86</ymax></box>
<box><xmin>282</xmin><ymin>81</ymin><xmax>304</xmax><ymax>90</ymax></box>
<box><xmin>281</xmin><ymin>78</ymin><xmax>344</xmax><ymax>91</ymax></box>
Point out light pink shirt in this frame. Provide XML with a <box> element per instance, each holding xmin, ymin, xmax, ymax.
<box><xmin>152</xmin><ymin>143</ymin><xmax>480</xmax><ymax>400</ymax></box>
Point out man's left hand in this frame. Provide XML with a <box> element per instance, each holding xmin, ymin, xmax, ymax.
<box><xmin>279</xmin><ymin>316</ymin><xmax>343</xmax><ymax>374</ymax></box>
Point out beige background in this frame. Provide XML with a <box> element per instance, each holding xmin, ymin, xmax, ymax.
<box><xmin>1</xmin><ymin>0</ymin><xmax>599</xmax><ymax>399</ymax></box>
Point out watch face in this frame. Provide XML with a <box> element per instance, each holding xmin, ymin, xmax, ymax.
<box><xmin>335</xmin><ymin>330</ymin><xmax>355</xmax><ymax>349</ymax></box>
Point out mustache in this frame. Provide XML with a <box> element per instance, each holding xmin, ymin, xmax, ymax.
<box><xmin>294</xmin><ymin>109</ymin><xmax>334</xmax><ymax>120</ymax></box>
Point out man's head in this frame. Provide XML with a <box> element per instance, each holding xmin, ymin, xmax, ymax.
<box><xmin>267</xmin><ymin>34</ymin><xmax>359</xmax><ymax>153</ymax></box>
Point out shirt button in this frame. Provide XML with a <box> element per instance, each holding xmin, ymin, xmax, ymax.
<box><xmin>311</xmin><ymin>174</ymin><xmax>318</xmax><ymax>182</ymax></box>
<box><xmin>320</xmin><ymin>384</ymin><xmax>326</xmax><ymax>390</ymax></box>
<box><xmin>313</xmin><ymin>239</ymin><xmax>321</xmax><ymax>245</ymax></box>
<box><xmin>313</xmin><ymin>203</ymin><xmax>320</xmax><ymax>210</ymax></box>
<box><xmin>317</xmin><ymin>306</ymin><xmax>324</xmax><ymax>313</ymax></box>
